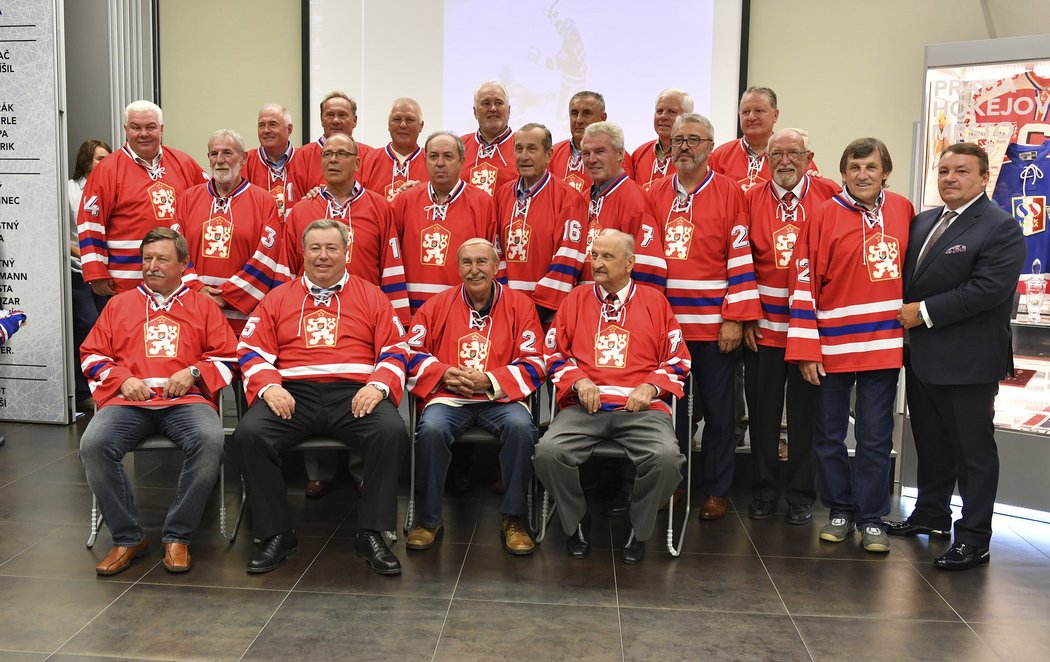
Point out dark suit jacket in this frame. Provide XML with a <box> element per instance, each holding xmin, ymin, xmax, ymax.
<box><xmin>904</xmin><ymin>194</ymin><xmax>1026</xmax><ymax>385</ymax></box>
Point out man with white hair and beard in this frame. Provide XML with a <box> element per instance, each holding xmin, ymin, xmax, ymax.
<box><xmin>742</xmin><ymin>128</ymin><xmax>840</xmax><ymax>525</ymax></box>
<box><xmin>174</xmin><ymin>129</ymin><xmax>288</xmax><ymax>335</ymax></box>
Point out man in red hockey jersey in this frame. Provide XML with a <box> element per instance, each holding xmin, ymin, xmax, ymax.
<box><xmin>549</xmin><ymin>91</ymin><xmax>634</xmax><ymax>195</ymax></box>
<box><xmin>393</xmin><ymin>131</ymin><xmax>497</xmax><ymax>313</ymax></box>
<box><xmin>243</xmin><ymin>103</ymin><xmax>311</xmax><ymax>220</ymax></box>
<box><xmin>78</xmin><ymin>100</ymin><xmax>207</xmax><ymax>296</ymax></box>
<box><xmin>405</xmin><ymin>238</ymin><xmax>544</xmax><ymax>555</ymax></box>
<box><xmin>461</xmin><ymin>81</ymin><xmax>517</xmax><ymax>197</ymax></box>
<box><xmin>231</xmin><ymin>220</ymin><xmax>410</xmax><ymax>576</ymax></box>
<box><xmin>631</xmin><ymin>89</ymin><xmax>693</xmax><ymax>191</ymax></box>
<box><xmin>533</xmin><ymin>229</ymin><xmax>689</xmax><ymax>564</ymax></box>
<box><xmin>175</xmin><ymin>129</ymin><xmax>287</xmax><ymax>335</ymax></box>
<box><xmin>786</xmin><ymin>138</ymin><xmax>914</xmax><ymax>554</ymax></box>
<box><xmin>80</xmin><ymin>228</ymin><xmax>237</xmax><ymax>576</ymax></box>
<box><xmin>299</xmin><ymin>91</ymin><xmax>372</xmax><ymax>189</ymax></box>
<box><xmin>358</xmin><ymin>98</ymin><xmax>428</xmax><ymax>202</ymax></box>
<box><xmin>495</xmin><ymin>123</ymin><xmax>587</xmax><ymax>321</ymax></box>
<box><xmin>648</xmin><ymin>113</ymin><xmax>761</xmax><ymax>520</ymax></box>
<box><xmin>742</xmin><ymin>128</ymin><xmax>840</xmax><ymax>525</ymax></box>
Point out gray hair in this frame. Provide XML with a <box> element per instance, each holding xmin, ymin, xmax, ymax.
<box><xmin>769</xmin><ymin>127</ymin><xmax>811</xmax><ymax>152</ymax></box>
<box><xmin>424</xmin><ymin>131</ymin><xmax>466</xmax><ymax>160</ymax></box>
<box><xmin>596</xmin><ymin>228</ymin><xmax>634</xmax><ymax>258</ymax></box>
<box><xmin>672</xmin><ymin>113</ymin><xmax>715</xmax><ymax>139</ymax></box>
<box><xmin>656</xmin><ymin>88</ymin><xmax>694</xmax><ymax>113</ymax></box>
<box><xmin>390</xmin><ymin>97</ymin><xmax>423</xmax><ymax>121</ymax></box>
<box><xmin>741</xmin><ymin>86</ymin><xmax>778</xmax><ymax>109</ymax></box>
<box><xmin>457</xmin><ymin>237</ymin><xmax>500</xmax><ymax>262</ymax></box>
<box><xmin>124</xmin><ymin>99</ymin><xmax>163</xmax><ymax>125</ymax></box>
<box><xmin>570</xmin><ymin>90</ymin><xmax>606</xmax><ymax>112</ymax></box>
<box><xmin>583</xmin><ymin>121</ymin><xmax>624</xmax><ymax>153</ymax></box>
<box><xmin>474</xmin><ymin>80</ymin><xmax>510</xmax><ymax>106</ymax></box>
<box><xmin>302</xmin><ymin>219</ymin><xmax>349</xmax><ymax>249</ymax></box>
<box><xmin>208</xmin><ymin>128</ymin><xmax>246</xmax><ymax>153</ymax></box>
<box><xmin>516</xmin><ymin>123</ymin><xmax>553</xmax><ymax>152</ymax></box>
<box><xmin>258</xmin><ymin>103</ymin><xmax>292</xmax><ymax>124</ymax></box>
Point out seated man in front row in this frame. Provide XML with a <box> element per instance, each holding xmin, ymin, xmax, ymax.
<box><xmin>80</xmin><ymin>227</ymin><xmax>237</xmax><ymax>575</ymax></box>
<box><xmin>533</xmin><ymin>229</ymin><xmax>690</xmax><ymax>564</ymax></box>
<box><xmin>230</xmin><ymin>219</ymin><xmax>410</xmax><ymax>575</ymax></box>
<box><xmin>406</xmin><ymin>238</ymin><xmax>545</xmax><ymax>555</ymax></box>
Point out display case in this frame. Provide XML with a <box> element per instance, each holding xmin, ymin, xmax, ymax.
<box><xmin>901</xmin><ymin>35</ymin><xmax>1050</xmax><ymax>521</ymax></box>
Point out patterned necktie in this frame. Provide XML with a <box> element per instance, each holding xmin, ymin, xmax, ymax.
<box><xmin>917</xmin><ymin>210</ymin><xmax>957</xmax><ymax>266</ymax></box>
<box><xmin>782</xmin><ymin>191</ymin><xmax>796</xmax><ymax>206</ymax></box>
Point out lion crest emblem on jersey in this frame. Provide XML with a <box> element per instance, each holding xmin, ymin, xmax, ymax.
<box><xmin>421</xmin><ymin>223</ymin><xmax>451</xmax><ymax>266</ymax></box>
<box><xmin>345</xmin><ymin>225</ymin><xmax>355</xmax><ymax>265</ymax></box>
<box><xmin>773</xmin><ymin>224</ymin><xmax>800</xmax><ymax>269</ymax></box>
<box><xmin>303</xmin><ymin>310</ymin><xmax>338</xmax><ymax>348</ymax></box>
<box><xmin>1012</xmin><ymin>195</ymin><xmax>1046</xmax><ymax>236</ymax></box>
<box><xmin>469</xmin><ymin>163</ymin><xmax>499</xmax><ymax>196</ymax></box>
<box><xmin>147</xmin><ymin>182</ymin><xmax>177</xmax><ymax>221</ymax></box>
<box><xmin>864</xmin><ymin>232</ymin><xmax>901</xmax><ymax>282</ymax></box>
<box><xmin>584</xmin><ymin>219</ymin><xmax>602</xmax><ymax>262</ymax></box>
<box><xmin>664</xmin><ymin>217</ymin><xmax>694</xmax><ymax>260</ymax></box>
<box><xmin>202</xmin><ymin>216</ymin><xmax>233</xmax><ymax>259</ymax></box>
<box><xmin>504</xmin><ymin>220</ymin><xmax>531</xmax><ymax>263</ymax></box>
<box><xmin>565</xmin><ymin>173</ymin><xmax>585</xmax><ymax>194</ymax></box>
<box><xmin>595</xmin><ymin>324</ymin><xmax>630</xmax><ymax>368</ymax></box>
<box><xmin>144</xmin><ymin>315</ymin><xmax>180</xmax><ymax>358</ymax></box>
<box><xmin>385</xmin><ymin>177</ymin><xmax>408</xmax><ymax>203</ymax></box>
<box><xmin>458</xmin><ymin>332</ymin><xmax>490</xmax><ymax>371</ymax></box>
<box><xmin>269</xmin><ymin>184</ymin><xmax>286</xmax><ymax>218</ymax></box>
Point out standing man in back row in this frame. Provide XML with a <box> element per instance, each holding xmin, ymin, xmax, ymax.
<box><xmin>461</xmin><ymin>81</ymin><xmax>517</xmax><ymax>197</ymax></box>
<box><xmin>631</xmin><ymin>89</ymin><xmax>692</xmax><ymax>191</ymax></box>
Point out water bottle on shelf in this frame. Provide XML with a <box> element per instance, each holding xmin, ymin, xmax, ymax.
<box><xmin>1028</xmin><ymin>258</ymin><xmax>1045</xmax><ymax>323</ymax></box>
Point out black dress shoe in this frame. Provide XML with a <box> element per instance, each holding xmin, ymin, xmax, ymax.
<box><xmin>748</xmin><ymin>499</ymin><xmax>776</xmax><ymax>520</ymax></box>
<box><xmin>566</xmin><ymin>513</ymin><xmax>591</xmax><ymax>559</ymax></box>
<box><xmin>884</xmin><ymin>519</ymin><xmax>951</xmax><ymax>537</ymax></box>
<box><xmin>786</xmin><ymin>504</ymin><xmax>812</xmax><ymax>525</ymax></box>
<box><xmin>247</xmin><ymin>530</ymin><xmax>298</xmax><ymax>574</ymax></box>
<box><xmin>355</xmin><ymin>530</ymin><xmax>402</xmax><ymax>575</ymax></box>
<box><xmin>622</xmin><ymin>529</ymin><xmax>645</xmax><ymax>564</ymax></box>
<box><xmin>934</xmin><ymin>542</ymin><xmax>990</xmax><ymax>570</ymax></box>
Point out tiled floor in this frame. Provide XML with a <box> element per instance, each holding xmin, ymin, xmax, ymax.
<box><xmin>1</xmin><ymin>418</ymin><xmax>1049</xmax><ymax>661</ymax></box>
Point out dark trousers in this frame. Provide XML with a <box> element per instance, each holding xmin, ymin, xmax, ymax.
<box><xmin>906</xmin><ymin>367</ymin><xmax>999</xmax><ymax>547</ymax></box>
<box><xmin>676</xmin><ymin>340</ymin><xmax>739</xmax><ymax>497</ymax></box>
<box><xmin>229</xmin><ymin>381</ymin><xmax>408</xmax><ymax>539</ymax></box>
<box><xmin>743</xmin><ymin>344</ymin><xmax>816</xmax><ymax>505</ymax></box>
<box><xmin>71</xmin><ymin>271</ymin><xmax>102</xmax><ymax>403</ymax></box>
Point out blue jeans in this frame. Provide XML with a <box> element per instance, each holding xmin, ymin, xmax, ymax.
<box><xmin>79</xmin><ymin>404</ymin><xmax>224</xmax><ymax>545</ymax></box>
<box><xmin>812</xmin><ymin>369</ymin><xmax>898</xmax><ymax>528</ymax></box>
<box><xmin>415</xmin><ymin>402</ymin><xmax>537</xmax><ymax>527</ymax></box>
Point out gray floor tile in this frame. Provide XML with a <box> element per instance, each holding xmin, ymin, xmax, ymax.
<box><xmin>0</xmin><ymin>523</ymin><xmax>160</xmax><ymax>582</ymax></box>
<box><xmin>621</xmin><ymin>608</ymin><xmax>809</xmax><ymax>661</ymax></box>
<box><xmin>742</xmin><ymin>515</ymin><xmax>913</xmax><ymax>561</ymax></box>
<box><xmin>0</xmin><ymin>652</ymin><xmax>49</xmax><ymax>661</ymax></box>
<box><xmin>433</xmin><ymin>600</ymin><xmax>621</xmax><ymax>661</ymax></box>
<box><xmin>917</xmin><ymin>562</ymin><xmax>1050</xmax><ymax>624</ymax></box>
<box><xmin>243</xmin><ymin>593</ymin><xmax>447</xmax><ymax>661</ymax></box>
<box><xmin>0</xmin><ymin>519</ymin><xmax>60</xmax><ymax>566</ymax></box>
<box><xmin>0</xmin><ymin>576</ymin><xmax>128</xmax><ymax>652</ymax></box>
<box><xmin>1004</xmin><ymin>517</ymin><xmax>1050</xmax><ymax>559</ymax></box>
<box><xmin>58</xmin><ymin>583</ymin><xmax>285</xmax><ymax>661</ymax></box>
<box><xmin>891</xmin><ymin>523</ymin><xmax>1050</xmax><ymax>567</ymax></box>
<box><xmin>795</xmin><ymin>615</ymin><xmax>999</xmax><ymax>661</ymax></box>
<box><xmin>971</xmin><ymin>620</ymin><xmax>1050</xmax><ymax>661</ymax></box>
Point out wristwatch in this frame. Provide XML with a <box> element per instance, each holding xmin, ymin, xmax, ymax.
<box><xmin>916</xmin><ymin>305</ymin><xmax>925</xmax><ymax>325</ymax></box>
<box><xmin>371</xmin><ymin>383</ymin><xmax>389</xmax><ymax>398</ymax></box>
<box><xmin>188</xmin><ymin>365</ymin><xmax>201</xmax><ymax>380</ymax></box>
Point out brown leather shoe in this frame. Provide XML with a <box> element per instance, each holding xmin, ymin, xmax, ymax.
<box><xmin>501</xmin><ymin>516</ymin><xmax>534</xmax><ymax>555</ymax></box>
<box><xmin>700</xmin><ymin>495</ymin><xmax>727</xmax><ymax>520</ymax></box>
<box><xmin>163</xmin><ymin>542</ymin><xmax>192</xmax><ymax>573</ymax></box>
<box><xmin>406</xmin><ymin>521</ymin><xmax>444</xmax><ymax>550</ymax></box>
<box><xmin>95</xmin><ymin>539</ymin><xmax>149</xmax><ymax>576</ymax></box>
<box><xmin>305</xmin><ymin>479</ymin><xmax>331</xmax><ymax>498</ymax></box>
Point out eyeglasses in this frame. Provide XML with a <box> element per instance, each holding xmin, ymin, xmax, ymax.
<box><xmin>768</xmin><ymin>150</ymin><xmax>809</xmax><ymax>162</ymax></box>
<box><xmin>670</xmin><ymin>136</ymin><xmax>713</xmax><ymax>148</ymax></box>
<box><xmin>321</xmin><ymin>149</ymin><xmax>358</xmax><ymax>160</ymax></box>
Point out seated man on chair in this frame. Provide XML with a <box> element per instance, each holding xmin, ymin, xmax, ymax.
<box><xmin>533</xmin><ymin>229</ymin><xmax>690</xmax><ymax>564</ymax></box>
<box><xmin>231</xmin><ymin>220</ymin><xmax>410</xmax><ymax>575</ymax></box>
<box><xmin>406</xmin><ymin>238</ymin><xmax>545</xmax><ymax>555</ymax></box>
<box><xmin>80</xmin><ymin>227</ymin><xmax>237</xmax><ymax>575</ymax></box>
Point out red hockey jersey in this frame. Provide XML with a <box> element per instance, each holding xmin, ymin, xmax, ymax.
<box><xmin>299</xmin><ymin>136</ymin><xmax>374</xmax><ymax>190</ymax></box>
<box><xmin>582</xmin><ymin>174</ymin><xmax>667</xmax><ymax>290</ymax></box>
<box><xmin>406</xmin><ymin>282</ymin><xmax>545</xmax><ymax>406</ymax></box>
<box><xmin>549</xmin><ymin>138</ymin><xmax>635</xmax><ymax>195</ymax></box>
<box><xmin>785</xmin><ymin>191</ymin><xmax>914</xmax><ymax>372</ymax></box>
<box><xmin>648</xmin><ymin>172</ymin><xmax>761</xmax><ymax>341</ymax></box>
<box><xmin>745</xmin><ymin>176</ymin><xmax>841</xmax><ymax>348</ymax></box>
<box><xmin>630</xmin><ymin>139</ymin><xmax>676</xmax><ymax>191</ymax></box>
<box><xmin>494</xmin><ymin>172</ymin><xmax>588</xmax><ymax>310</ymax></box>
<box><xmin>545</xmin><ymin>281</ymin><xmax>690</xmax><ymax>415</ymax></box>
<box><xmin>78</xmin><ymin>145</ymin><xmax>207</xmax><ymax>293</ymax></box>
<box><xmin>391</xmin><ymin>180</ymin><xmax>497</xmax><ymax>313</ymax></box>
<box><xmin>238</xmin><ymin>273</ymin><xmax>409</xmax><ymax>405</ymax></box>
<box><xmin>709</xmin><ymin>138</ymin><xmax>822</xmax><ymax>193</ymax></box>
<box><xmin>358</xmin><ymin>143</ymin><xmax>429</xmax><ymax>203</ymax></box>
<box><xmin>282</xmin><ymin>184</ymin><xmax>410</xmax><ymax>324</ymax></box>
<box><xmin>460</xmin><ymin>128</ymin><xmax>517</xmax><ymax>197</ymax></box>
<box><xmin>173</xmin><ymin>179</ymin><xmax>288</xmax><ymax>334</ymax></box>
<box><xmin>243</xmin><ymin>144</ymin><xmax>312</xmax><ymax>220</ymax></box>
<box><xmin>81</xmin><ymin>284</ymin><xmax>237</xmax><ymax>409</ymax></box>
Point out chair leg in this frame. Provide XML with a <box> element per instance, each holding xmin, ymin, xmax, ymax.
<box><xmin>535</xmin><ymin>484</ymin><xmax>556</xmax><ymax>543</ymax></box>
<box><xmin>667</xmin><ymin>376</ymin><xmax>694</xmax><ymax>557</ymax></box>
<box><xmin>404</xmin><ymin>404</ymin><xmax>418</xmax><ymax>535</ymax></box>
<box><xmin>87</xmin><ymin>493</ymin><xmax>103</xmax><ymax>548</ymax></box>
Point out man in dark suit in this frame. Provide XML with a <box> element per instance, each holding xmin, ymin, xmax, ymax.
<box><xmin>891</xmin><ymin>142</ymin><xmax>1025</xmax><ymax>570</ymax></box>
